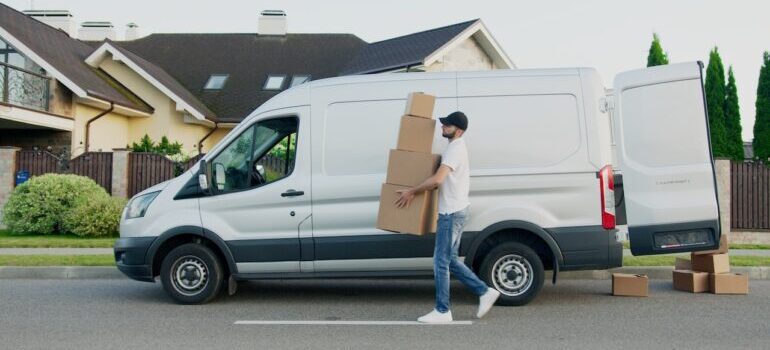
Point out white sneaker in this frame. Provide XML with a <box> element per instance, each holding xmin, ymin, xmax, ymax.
<box><xmin>476</xmin><ymin>288</ymin><xmax>501</xmax><ymax>319</ymax></box>
<box><xmin>417</xmin><ymin>309</ymin><xmax>453</xmax><ymax>323</ymax></box>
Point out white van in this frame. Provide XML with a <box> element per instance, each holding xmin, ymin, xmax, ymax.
<box><xmin>115</xmin><ymin>61</ymin><xmax>721</xmax><ymax>305</ymax></box>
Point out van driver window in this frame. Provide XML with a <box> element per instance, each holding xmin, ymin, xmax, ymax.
<box><xmin>210</xmin><ymin>117</ymin><xmax>298</xmax><ymax>192</ymax></box>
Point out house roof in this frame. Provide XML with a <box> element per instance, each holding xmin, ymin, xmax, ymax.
<box><xmin>116</xmin><ymin>33</ymin><xmax>367</xmax><ymax>122</ymax></box>
<box><xmin>339</xmin><ymin>19</ymin><xmax>479</xmax><ymax>75</ymax></box>
<box><xmin>89</xmin><ymin>40</ymin><xmax>217</xmax><ymax>122</ymax></box>
<box><xmin>0</xmin><ymin>3</ymin><xmax>150</xmax><ymax>112</ymax></box>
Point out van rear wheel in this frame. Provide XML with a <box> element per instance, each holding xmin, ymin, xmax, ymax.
<box><xmin>479</xmin><ymin>241</ymin><xmax>544</xmax><ymax>306</ymax></box>
<box><xmin>160</xmin><ymin>243</ymin><xmax>223</xmax><ymax>304</ymax></box>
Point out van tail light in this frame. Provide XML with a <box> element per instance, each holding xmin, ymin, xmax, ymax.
<box><xmin>598</xmin><ymin>165</ymin><xmax>616</xmax><ymax>229</ymax></box>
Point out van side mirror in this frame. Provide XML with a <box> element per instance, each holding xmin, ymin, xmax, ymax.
<box><xmin>198</xmin><ymin>159</ymin><xmax>209</xmax><ymax>191</ymax></box>
<box><xmin>214</xmin><ymin>163</ymin><xmax>226</xmax><ymax>190</ymax></box>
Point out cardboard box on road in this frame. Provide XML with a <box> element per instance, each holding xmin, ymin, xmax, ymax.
<box><xmin>710</xmin><ymin>273</ymin><xmax>749</xmax><ymax>294</ymax></box>
<box><xmin>612</xmin><ymin>273</ymin><xmax>648</xmax><ymax>297</ymax></box>
<box><xmin>385</xmin><ymin>149</ymin><xmax>441</xmax><ymax>187</ymax></box>
<box><xmin>691</xmin><ymin>253</ymin><xmax>730</xmax><ymax>274</ymax></box>
<box><xmin>397</xmin><ymin>115</ymin><xmax>436</xmax><ymax>153</ymax></box>
<box><xmin>404</xmin><ymin>92</ymin><xmax>435</xmax><ymax>119</ymax></box>
<box><xmin>692</xmin><ymin>235</ymin><xmax>729</xmax><ymax>256</ymax></box>
<box><xmin>672</xmin><ymin>270</ymin><xmax>709</xmax><ymax>293</ymax></box>
<box><xmin>377</xmin><ymin>183</ymin><xmax>438</xmax><ymax>235</ymax></box>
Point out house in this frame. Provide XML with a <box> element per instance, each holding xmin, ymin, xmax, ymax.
<box><xmin>0</xmin><ymin>4</ymin><xmax>514</xmax><ymax>158</ymax></box>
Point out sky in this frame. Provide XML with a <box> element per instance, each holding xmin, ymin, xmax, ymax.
<box><xmin>6</xmin><ymin>0</ymin><xmax>770</xmax><ymax>141</ymax></box>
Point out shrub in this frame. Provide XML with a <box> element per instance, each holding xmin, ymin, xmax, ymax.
<box><xmin>3</xmin><ymin>174</ymin><xmax>109</xmax><ymax>235</ymax></box>
<box><xmin>62</xmin><ymin>196</ymin><xmax>127</xmax><ymax>237</ymax></box>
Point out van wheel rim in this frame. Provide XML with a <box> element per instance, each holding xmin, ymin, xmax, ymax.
<box><xmin>171</xmin><ymin>255</ymin><xmax>209</xmax><ymax>296</ymax></box>
<box><xmin>491</xmin><ymin>254</ymin><xmax>534</xmax><ymax>297</ymax></box>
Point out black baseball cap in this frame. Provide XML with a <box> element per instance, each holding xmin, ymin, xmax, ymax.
<box><xmin>439</xmin><ymin>111</ymin><xmax>468</xmax><ymax>130</ymax></box>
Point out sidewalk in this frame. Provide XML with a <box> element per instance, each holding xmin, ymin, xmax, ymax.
<box><xmin>0</xmin><ymin>248</ymin><xmax>113</xmax><ymax>255</ymax></box>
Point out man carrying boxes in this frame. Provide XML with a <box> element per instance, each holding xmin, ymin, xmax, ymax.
<box><xmin>378</xmin><ymin>92</ymin><xmax>500</xmax><ymax>323</ymax></box>
<box><xmin>672</xmin><ymin>235</ymin><xmax>749</xmax><ymax>294</ymax></box>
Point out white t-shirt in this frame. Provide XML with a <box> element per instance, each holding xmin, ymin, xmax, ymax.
<box><xmin>438</xmin><ymin>137</ymin><xmax>470</xmax><ymax>214</ymax></box>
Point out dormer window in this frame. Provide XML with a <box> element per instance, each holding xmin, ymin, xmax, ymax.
<box><xmin>290</xmin><ymin>75</ymin><xmax>310</xmax><ymax>87</ymax></box>
<box><xmin>204</xmin><ymin>74</ymin><xmax>228</xmax><ymax>90</ymax></box>
<box><xmin>263</xmin><ymin>74</ymin><xmax>285</xmax><ymax>90</ymax></box>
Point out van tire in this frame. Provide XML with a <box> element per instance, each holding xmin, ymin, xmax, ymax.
<box><xmin>160</xmin><ymin>243</ymin><xmax>223</xmax><ymax>304</ymax></box>
<box><xmin>479</xmin><ymin>241</ymin><xmax>544</xmax><ymax>306</ymax></box>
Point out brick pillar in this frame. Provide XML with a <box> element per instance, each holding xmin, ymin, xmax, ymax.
<box><xmin>714</xmin><ymin>158</ymin><xmax>731</xmax><ymax>238</ymax></box>
<box><xmin>0</xmin><ymin>147</ymin><xmax>20</xmax><ymax>228</ymax></box>
<box><xmin>111</xmin><ymin>149</ymin><xmax>130</xmax><ymax>199</ymax></box>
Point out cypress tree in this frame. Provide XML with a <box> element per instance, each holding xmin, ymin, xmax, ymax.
<box><xmin>753</xmin><ymin>52</ymin><xmax>770</xmax><ymax>163</ymax></box>
<box><xmin>647</xmin><ymin>33</ymin><xmax>669</xmax><ymax>67</ymax></box>
<box><xmin>724</xmin><ymin>66</ymin><xmax>744</xmax><ymax>160</ymax></box>
<box><xmin>705</xmin><ymin>47</ymin><xmax>727</xmax><ymax>157</ymax></box>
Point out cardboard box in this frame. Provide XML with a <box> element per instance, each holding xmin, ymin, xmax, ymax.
<box><xmin>612</xmin><ymin>273</ymin><xmax>649</xmax><ymax>297</ymax></box>
<box><xmin>691</xmin><ymin>253</ymin><xmax>730</xmax><ymax>274</ymax></box>
<box><xmin>377</xmin><ymin>183</ymin><xmax>438</xmax><ymax>235</ymax></box>
<box><xmin>672</xmin><ymin>270</ymin><xmax>709</xmax><ymax>293</ymax></box>
<box><xmin>397</xmin><ymin>115</ymin><xmax>436</xmax><ymax>153</ymax></box>
<box><xmin>692</xmin><ymin>234</ymin><xmax>729</xmax><ymax>256</ymax></box>
<box><xmin>404</xmin><ymin>92</ymin><xmax>435</xmax><ymax>119</ymax></box>
<box><xmin>674</xmin><ymin>257</ymin><xmax>692</xmax><ymax>270</ymax></box>
<box><xmin>710</xmin><ymin>273</ymin><xmax>749</xmax><ymax>294</ymax></box>
<box><xmin>385</xmin><ymin>149</ymin><xmax>441</xmax><ymax>187</ymax></box>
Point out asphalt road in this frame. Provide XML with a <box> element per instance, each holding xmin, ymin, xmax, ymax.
<box><xmin>1</xmin><ymin>278</ymin><xmax>768</xmax><ymax>349</ymax></box>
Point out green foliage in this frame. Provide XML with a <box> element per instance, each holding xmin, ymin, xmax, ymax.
<box><xmin>646</xmin><ymin>33</ymin><xmax>669</xmax><ymax>67</ymax></box>
<box><xmin>723</xmin><ymin>66</ymin><xmax>744</xmax><ymax>160</ymax></box>
<box><xmin>268</xmin><ymin>133</ymin><xmax>297</xmax><ymax>160</ymax></box>
<box><xmin>754</xmin><ymin>52</ymin><xmax>770</xmax><ymax>163</ymax></box>
<box><xmin>62</xmin><ymin>196</ymin><xmax>127</xmax><ymax>237</ymax></box>
<box><xmin>129</xmin><ymin>134</ymin><xmax>183</xmax><ymax>156</ymax></box>
<box><xmin>3</xmin><ymin>174</ymin><xmax>109</xmax><ymax>235</ymax></box>
<box><xmin>705</xmin><ymin>47</ymin><xmax>728</xmax><ymax>157</ymax></box>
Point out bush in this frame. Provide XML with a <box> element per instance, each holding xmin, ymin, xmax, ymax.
<box><xmin>62</xmin><ymin>196</ymin><xmax>127</xmax><ymax>237</ymax></box>
<box><xmin>3</xmin><ymin>174</ymin><xmax>109</xmax><ymax>235</ymax></box>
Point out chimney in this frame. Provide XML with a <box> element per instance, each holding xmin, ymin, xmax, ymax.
<box><xmin>24</xmin><ymin>10</ymin><xmax>76</xmax><ymax>37</ymax></box>
<box><xmin>78</xmin><ymin>21</ymin><xmax>116</xmax><ymax>41</ymax></box>
<box><xmin>125</xmin><ymin>23</ymin><xmax>140</xmax><ymax>40</ymax></box>
<box><xmin>258</xmin><ymin>10</ymin><xmax>287</xmax><ymax>36</ymax></box>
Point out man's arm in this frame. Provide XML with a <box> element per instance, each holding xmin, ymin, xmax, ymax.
<box><xmin>394</xmin><ymin>165</ymin><xmax>452</xmax><ymax>208</ymax></box>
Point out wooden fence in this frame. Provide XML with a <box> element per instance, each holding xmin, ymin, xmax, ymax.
<box><xmin>127</xmin><ymin>153</ymin><xmax>203</xmax><ymax>197</ymax></box>
<box><xmin>731</xmin><ymin>161</ymin><xmax>770</xmax><ymax>230</ymax></box>
<box><xmin>15</xmin><ymin>151</ymin><xmax>112</xmax><ymax>193</ymax></box>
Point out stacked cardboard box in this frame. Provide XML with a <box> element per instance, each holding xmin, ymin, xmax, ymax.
<box><xmin>377</xmin><ymin>92</ymin><xmax>441</xmax><ymax>235</ymax></box>
<box><xmin>672</xmin><ymin>235</ymin><xmax>749</xmax><ymax>294</ymax></box>
<box><xmin>612</xmin><ymin>273</ymin><xmax>649</xmax><ymax>297</ymax></box>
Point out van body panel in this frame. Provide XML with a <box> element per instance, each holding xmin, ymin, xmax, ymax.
<box><xmin>612</xmin><ymin>62</ymin><xmax>720</xmax><ymax>255</ymax></box>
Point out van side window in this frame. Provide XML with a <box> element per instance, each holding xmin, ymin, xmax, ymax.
<box><xmin>210</xmin><ymin>117</ymin><xmax>298</xmax><ymax>192</ymax></box>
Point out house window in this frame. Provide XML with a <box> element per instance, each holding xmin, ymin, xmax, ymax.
<box><xmin>263</xmin><ymin>74</ymin><xmax>286</xmax><ymax>90</ymax></box>
<box><xmin>204</xmin><ymin>74</ymin><xmax>228</xmax><ymax>90</ymax></box>
<box><xmin>290</xmin><ymin>75</ymin><xmax>310</xmax><ymax>87</ymax></box>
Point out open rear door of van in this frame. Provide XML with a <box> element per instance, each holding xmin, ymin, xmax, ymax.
<box><xmin>612</xmin><ymin>61</ymin><xmax>720</xmax><ymax>256</ymax></box>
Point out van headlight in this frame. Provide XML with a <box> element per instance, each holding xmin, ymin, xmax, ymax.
<box><xmin>125</xmin><ymin>191</ymin><xmax>160</xmax><ymax>219</ymax></box>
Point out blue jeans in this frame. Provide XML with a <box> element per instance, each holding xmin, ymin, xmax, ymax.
<box><xmin>433</xmin><ymin>206</ymin><xmax>489</xmax><ymax>313</ymax></box>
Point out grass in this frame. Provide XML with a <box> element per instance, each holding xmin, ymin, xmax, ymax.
<box><xmin>0</xmin><ymin>255</ymin><xmax>115</xmax><ymax>266</ymax></box>
<box><xmin>623</xmin><ymin>255</ymin><xmax>770</xmax><ymax>267</ymax></box>
<box><xmin>0</xmin><ymin>230</ymin><xmax>117</xmax><ymax>248</ymax></box>
<box><xmin>620</xmin><ymin>241</ymin><xmax>770</xmax><ymax>250</ymax></box>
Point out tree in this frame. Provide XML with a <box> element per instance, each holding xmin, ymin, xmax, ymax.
<box><xmin>754</xmin><ymin>52</ymin><xmax>770</xmax><ymax>163</ymax></box>
<box><xmin>647</xmin><ymin>33</ymin><xmax>669</xmax><ymax>67</ymax></box>
<box><xmin>705</xmin><ymin>47</ymin><xmax>728</xmax><ymax>157</ymax></box>
<box><xmin>723</xmin><ymin>66</ymin><xmax>744</xmax><ymax>160</ymax></box>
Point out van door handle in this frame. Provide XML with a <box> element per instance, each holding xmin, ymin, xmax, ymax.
<box><xmin>281</xmin><ymin>189</ymin><xmax>304</xmax><ymax>197</ymax></box>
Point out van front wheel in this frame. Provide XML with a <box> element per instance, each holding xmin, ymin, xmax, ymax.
<box><xmin>160</xmin><ymin>243</ymin><xmax>223</xmax><ymax>304</ymax></box>
<box><xmin>479</xmin><ymin>241</ymin><xmax>544</xmax><ymax>306</ymax></box>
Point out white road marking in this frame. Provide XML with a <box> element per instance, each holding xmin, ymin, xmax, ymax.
<box><xmin>234</xmin><ymin>320</ymin><xmax>473</xmax><ymax>325</ymax></box>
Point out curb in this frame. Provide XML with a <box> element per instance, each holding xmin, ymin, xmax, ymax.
<box><xmin>0</xmin><ymin>266</ymin><xmax>769</xmax><ymax>280</ymax></box>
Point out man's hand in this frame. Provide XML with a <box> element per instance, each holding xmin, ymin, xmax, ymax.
<box><xmin>394</xmin><ymin>188</ymin><xmax>415</xmax><ymax>208</ymax></box>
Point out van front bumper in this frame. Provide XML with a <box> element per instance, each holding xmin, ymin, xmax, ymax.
<box><xmin>114</xmin><ymin>236</ymin><xmax>157</xmax><ymax>282</ymax></box>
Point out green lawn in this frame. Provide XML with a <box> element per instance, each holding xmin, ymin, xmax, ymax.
<box><xmin>623</xmin><ymin>255</ymin><xmax>770</xmax><ymax>267</ymax></box>
<box><xmin>621</xmin><ymin>241</ymin><xmax>770</xmax><ymax>250</ymax></box>
<box><xmin>0</xmin><ymin>230</ymin><xmax>116</xmax><ymax>248</ymax></box>
<box><xmin>0</xmin><ymin>255</ymin><xmax>115</xmax><ymax>266</ymax></box>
